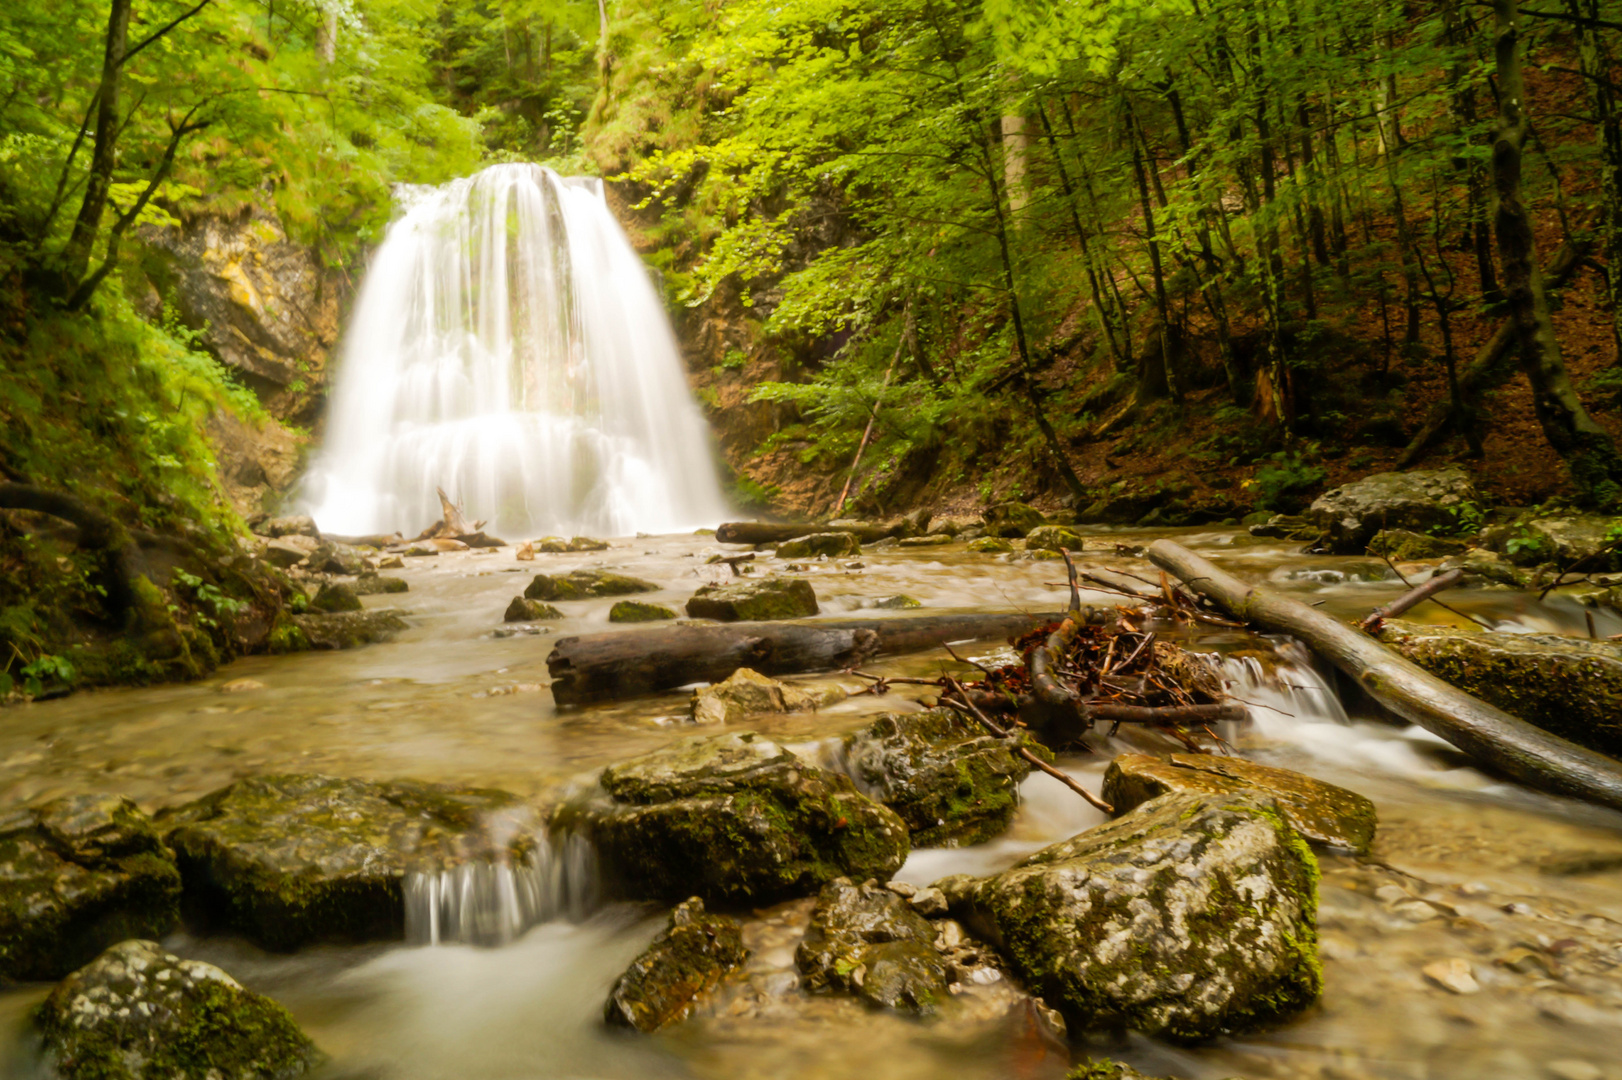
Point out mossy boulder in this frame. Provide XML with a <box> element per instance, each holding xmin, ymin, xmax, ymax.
<box><xmin>898</xmin><ymin>535</ymin><xmax>953</xmax><ymax>547</ymax></box>
<box><xmin>873</xmin><ymin>594</ymin><xmax>922</xmax><ymax>609</ymax></box>
<box><xmin>290</xmin><ymin>609</ymin><xmax>407</xmax><ymax>649</ymax></box>
<box><xmin>796</xmin><ymin>877</ymin><xmax>949</xmax><ymax>1016</ymax></box>
<box><xmin>306</xmin><ymin>542</ymin><xmax>365</xmax><ymax>576</ymax></box>
<box><xmin>1366</xmin><ymin>529</ymin><xmax>1467</xmax><ymax>562</ymax></box>
<box><xmin>608</xmin><ymin>600</ymin><xmax>677</xmax><ymax>623</ymax></box>
<box><xmin>685</xmin><ymin>577</ymin><xmax>818</xmax><ymax>621</ymax></box>
<box><xmin>570</xmin><ymin>536</ymin><xmax>610</xmax><ymax>551</ymax></box>
<box><xmin>1068</xmin><ymin>1063</ymin><xmax>1177</xmax><ymax>1080</ymax></box>
<box><xmin>33</xmin><ymin>939</ymin><xmax>319</xmax><ymax>1080</ymax></box>
<box><xmin>982</xmin><ymin>502</ymin><xmax>1046</xmax><ymax>538</ymax></box>
<box><xmin>505</xmin><ymin>597</ymin><xmax>565</xmax><ymax>622</ymax></box>
<box><xmin>158</xmin><ymin>774</ymin><xmax>533</xmax><ymax>950</ymax></box>
<box><xmin>309</xmin><ymin>582</ymin><xmax>361</xmax><ymax>613</ymax></box>
<box><xmin>776</xmin><ymin>532</ymin><xmax>861</xmax><ymax>558</ymax></box>
<box><xmin>524</xmin><ymin>569</ymin><xmax>660</xmax><ymax>601</ymax></box>
<box><xmin>689</xmin><ymin>667</ymin><xmax>843</xmax><ymax>725</ymax></box>
<box><xmin>936</xmin><ymin>791</ymin><xmax>1321</xmax><ymax>1041</ymax></box>
<box><xmin>841</xmin><ymin>709</ymin><xmax>1037</xmax><ymax>847</ymax></box>
<box><xmin>352</xmin><ymin>574</ymin><xmax>408</xmax><ymax>596</ymax></box>
<box><xmin>1024</xmin><ymin>525</ymin><xmax>1084</xmax><ymax>553</ymax></box>
<box><xmin>1438</xmin><ymin>547</ymin><xmax>1530</xmax><ymax>588</ymax></box>
<box><xmin>967</xmin><ymin>537</ymin><xmax>1014</xmax><ymax>554</ymax></box>
<box><xmin>1304</xmin><ymin>466</ymin><xmax>1478</xmax><ymax>553</ymax></box>
<box><xmin>537</xmin><ymin>536</ymin><xmax>571</xmax><ymax>553</ymax></box>
<box><xmin>603</xmin><ymin>898</ymin><xmax>748</xmax><ymax>1032</ymax></box>
<box><xmin>1481</xmin><ymin>515</ymin><xmax>1622</xmax><ymax>570</ymax></box>
<box><xmin>553</xmin><ymin>731</ymin><xmax>908</xmax><ymax>906</ymax></box>
<box><xmin>1</xmin><ymin>796</ymin><xmax>181</xmax><ymax>982</ymax></box>
<box><xmin>1102</xmin><ymin>754</ymin><xmax>1377</xmax><ymax>855</ymax></box>
<box><xmin>1377</xmin><ymin>619</ymin><xmax>1622</xmax><ymax>757</ymax></box>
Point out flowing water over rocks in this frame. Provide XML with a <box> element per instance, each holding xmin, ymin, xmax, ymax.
<box><xmin>2</xmin><ymin>529</ymin><xmax>1621</xmax><ymax>1080</ymax></box>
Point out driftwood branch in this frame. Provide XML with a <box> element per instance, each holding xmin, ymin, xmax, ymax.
<box><xmin>942</xmin><ymin>677</ymin><xmax>1114</xmax><ymax>813</ymax></box>
<box><xmin>1358</xmin><ymin>568</ymin><xmax>1465</xmax><ymax>631</ymax></box>
<box><xmin>1148</xmin><ymin>539</ymin><xmax>1622</xmax><ymax>811</ymax></box>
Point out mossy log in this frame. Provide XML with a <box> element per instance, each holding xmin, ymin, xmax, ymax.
<box><xmin>1148</xmin><ymin>539</ymin><xmax>1622</xmax><ymax>811</ymax></box>
<box><xmin>715</xmin><ymin>521</ymin><xmax>895</xmax><ymax>545</ymax></box>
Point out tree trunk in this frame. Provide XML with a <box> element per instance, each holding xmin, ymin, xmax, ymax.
<box><xmin>1127</xmin><ymin>104</ymin><xmax>1178</xmax><ymax>401</ymax></box>
<box><xmin>61</xmin><ymin>0</ymin><xmax>132</xmax><ymax>288</ymax></box>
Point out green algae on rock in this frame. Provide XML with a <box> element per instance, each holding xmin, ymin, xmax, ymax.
<box><xmin>981</xmin><ymin>503</ymin><xmax>1046</xmax><ymax>538</ymax></box>
<box><xmin>1102</xmin><ymin>753</ymin><xmax>1377</xmax><ymax>855</ymax></box>
<box><xmin>685</xmin><ymin>577</ymin><xmax>818</xmax><ymax>621</ymax></box>
<box><xmin>688</xmin><ymin>667</ymin><xmax>843</xmax><ymax>725</ymax></box>
<box><xmin>290</xmin><ymin>608</ymin><xmax>408</xmax><ymax>649</ymax></box>
<box><xmin>352</xmin><ymin>574</ymin><xmax>409</xmax><ymax>596</ymax></box>
<box><xmin>967</xmin><ymin>537</ymin><xmax>1014</xmax><ymax>554</ymax></box>
<box><xmin>159</xmin><ymin>774</ymin><xmax>534</xmax><ymax>950</ymax></box>
<box><xmin>1304</xmin><ymin>465</ymin><xmax>1477</xmax><ymax>553</ymax></box>
<box><xmin>1366</xmin><ymin>529</ymin><xmax>1467</xmax><ymax>562</ymax></box>
<box><xmin>525</xmin><ymin>570</ymin><xmax>660</xmax><ymax>602</ymax></box>
<box><xmin>841</xmin><ymin>709</ymin><xmax>1037</xmax><ymax>847</ymax></box>
<box><xmin>505</xmin><ymin>597</ymin><xmax>565</xmax><ymax>622</ymax></box>
<box><xmin>1024</xmin><ymin>525</ymin><xmax>1084</xmax><ymax>553</ymax></box>
<box><xmin>796</xmin><ymin>877</ymin><xmax>949</xmax><ymax>1016</ymax></box>
<box><xmin>603</xmin><ymin>898</ymin><xmax>748</xmax><ymax>1032</ymax></box>
<box><xmin>608</xmin><ymin>600</ymin><xmax>678</xmax><ymax>623</ymax></box>
<box><xmin>1</xmin><ymin>795</ymin><xmax>181</xmax><ymax>982</ymax></box>
<box><xmin>775</xmin><ymin>532</ymin><xmax>861</xmax><ymax>558</ymax></box>
<box><xmin>936</xmin><ymin>791</ymin><xmax>1321</xmax><ymax>1041</ymax></box>
<box><xmin>309</xmin><ymin>581</ymin><xmax>362</xmax><ymax>613</ymax></box>
<box><xmin>553</xmin><ymin>731</ymin><xmax>908</xmax><ymax>906</ymax></box>
<box><xmin>33</xmin><ymin>939</ymin><xmax>319</xmax><ymax>1080</ymax></box>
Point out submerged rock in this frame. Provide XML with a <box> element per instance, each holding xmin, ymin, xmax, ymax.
<box><xmin>967</xmin><ymin>537</ymin><xmax>1014</xmax><ymax>554</ymax></box>
<box><xmin>1305</xmin><ymin>466</ymin><xmax>1477</xmax><ymax>553</ymax></box>
<box><xmin>308</xmin><ymin>581</ymin><xmax>362</xmax><ymax>613</ymax></box>
<box><xmin>685</xmin><ymin>578</ymin><xmax>818</xmax><ymax>621</ymax></box>
<box><xmin>982</xmin><ymin>502</ymin><xmax>1046</xmax><ymax>538</ymax></box>
<box><xmin>290</xmin><ymin>609</ymin><xmax>408</xmax><ymax>649</ymax></box>
<box><xmin>898</xmin><ymin>535</ymin><xmax>953</xmax><ymax>547</ymax></box>
<box><xmin>504</xmin><ymin>597</ymin><xmax>565</xmax><ymax>622</ymax></box>
<box><xmin>34</xmin><ymin>939</ymin><xmax>319</xmax><ymax>1080</ymax></box>
<box><xmin>1102</xmin><ymin>753</ymin><xmax>1377</xmax><ymax>854</ymax></box>
<box><xmin>841</xmin><ymin>709</ymin><xmax>1035</xmax><ymax>847</ymax></box>
<box><xmin>1366</xmin><ymin>529</ymin><xmax>1467</xmax><ymax>562</ymax></box>
<box><xmin>604</xmin><ymin>898</ymin><xmax>748</xmax><ymax>1032</ymax></box>
<box><xmin>524</xmin><ymin>569</ymin><xmax>659</xmax><ymax>601</ymax></box>
<box><xmin>159</xmin><ymin>774</ymin><xmax>533</xmax><ymax>950</ymax></box>
<box><xmin>776</xmin><ymin>532</ymin><xmax>861</xmax><ymax>559</ymax></box>
<box><xmin>796</xmin><ymin>877</ymin><xmax>950</xmax><ymax>1016</ymax></box>
<box><xmin>688</xmin><ymin>667</ymin><xmax>843</xmax><ymax>725</ymax></box>
<box><xmin>1378</xmin><ymin>619</ymin><xmax>1622</xmax><ymax>757</ymax></box>
<box><xmin>352</xmin><ymin>574</ymin><xmax>409</xmax><ymax>596</ymax></box>
<box><xmin>937</xmin><ymin>791</ymin><xmax>1321</xmax><ymax>1041</ymax></box>
<box><xmin>608</xmin><ymin>600</ymin><xmax>677</xmax><ymax>623</ymax></box>
<box><xmin>0</xmin><ymin>796</ymin><xmax>181</xmax><ymax>982</ymax></box>
<box><xmin>553</xmin><ymin>732</ymin><xmax>908</xmax><ymax>906</ymax></box>
<box><xmin>1024</xmin><ymin>525</ymin><xmax>1084</xmax><ymax>553</ymax></box>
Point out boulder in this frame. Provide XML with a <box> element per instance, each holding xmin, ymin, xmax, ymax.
<box><xmin>898</xmin><ymin>535</ymin><xmax>953</xmax><ymax>547</ymax></box>
<box><xmin>841</xmin><ymin>709</ymin><xmax>1035</xmax><ymax>847</ymax></box>
<box><xmin>936</xmin><ymin>791</ymin><xmax>1321</xmax><ymax>1040</ymax></box>
<box><xmin>33</xmin><ymin>939</ymin><xmax>319</xmax><ymax>1079</ymax></box>
<box><xmin>688</xmin><ymin>667</ymin><xmax>843</xmax><ymax>725</ymax></box>
<box><xmin>1377</xmin><ymin>619</ymin><xmax>1622</xmax><ymax>757</ymax></box>
<box><xmin>925</xmin><ymin>518</ymin><xmax>963</xmax><ymax>537</ymax></box>
<box><xmin>0</xmin><ymin>796</ymin><xmax>181</xmax><ymax>981</ymax></box>
<box><xmin>1024</xmin><ymin>525</ymin><xmax>1084</xmax><ymax>553</ymax></box>
<box><xmin>537</xmin><ymin>537</ymin><xmax>571</xmax><ymax>553</ymax></box>
<box><xmin>159</xmin><ymin>774</ymin><xmax>533</xmax><ymax>950</ymax></box>
<box><xmin>1101</xmin><ymin>754</ymin><xmax>1377</xmax><ymax>854</ymax></box>
<box><xmin>1366</xmin><ymin>529</ymin><xmax>1467</xmax><ymax>562</ymax></box>
<box><xmin>553</xmin><ymin>732</ymin><xmax>908</xmax><ymax>906</ymax></box>
<box><xmin>873</xmin><ymin>594</ymin><xmax>922</xmax><ymax>609</ymax></box>
<box><xmin>352</xmin><ymin>574</ymin><xmax>409</xmax><ymax>596</ymax></box>
<box><xmin>256</xmin><ymin>515</ymin><xmax>319</xmax><ymax>539</ymax></box>
<box><xmin>1304</xmin><ymin>466</ymin><xmax>1478</xmax><ymax>553</ymax></box>
<box><xmin>570</xmin><ymin>536</ymin><xmax>610</xmax><ymax>552</ymax></box>
<box><xmin>524</xmin><ymin>569</ymin><xmax>660</xmax><ymax>601</ymax></box>
<box><xmin>378</xmin><ymin>555</ymin><xmax>404</xmax><ymax>569</ymax></box>
<box><xmin>609</xmin><ymin>600</ymin><xmax>678</xmax><ymax>623</ymax></box>
<box><xmin>1438</xmin><ymin>547</ymin><xmax>1529</xmax><ymax>588</ymax></box>
<box><xmin>967</xmin><ymin>537</ymin><xmax>1014</xmax><ymax>554</ymax></box>
<box><xmin>305</xmin><ymin>542</ymin><xmax>365</xmax><ymax>576</ymax></box>
<box><xmin>685</xmin><ymin>578</ymin><xmax>818</xmax><ymax>621</ymax></box>
<box><xmin>262</xmin><ymin>539</ymin><xmax>311</xmax><ymax>570</ymax></box>
<box><xmin>290</xmin><ymin>609</ymin><xmax>407</xmax><ymax>649</ymax></box>
<box><xmin>1246</xmin><ymin>514</ymin><xmax>1321</xmax><ymax>542</ymax></box>
<box><xmin>776</xmin><ymin>532</ymin><xmax>862</xmax><ymax>559</ymax></box>
<box><xmin>1481</xmin><ymin>515</ymin><xmax>1622</xmax><ymax>570</ymax></box>
<box><xmin>504</xmin><ymin>597</ymin><xmax>565</xmax><ymax>622</ymax></box>
<box><xmin>603</xmin><ymin>898</ymin><xmax>748</xmax><ymax>1032</ymax></box>
<box><xmin>1070</xmin><ymin>1063</ymin><xmax>1178</xmax><ymax>1080</ymax></box>
<box><xmin>308</xmin><ymin>581</ymin><xmax>361</xmax><ymax>613</ymax></box>
<box><xmin>982</xmin><ymin>502</ymin><xmax>1046</xmax><ymax>538</ymax></box>
<box><xmin>796</xmin><ymin>877</ymin><xmax>950</xmax><ymax>1016</ymax></box>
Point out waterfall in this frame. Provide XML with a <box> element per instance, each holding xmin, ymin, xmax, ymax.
<box><xmin>306</xmin><ymin>163</ymin><xmax>729</xmax><ymax>539</ymax></box>
<box><xmin>405</xmin><ymin>831</ymin><xmax>600</xmax><ymax>947</ymax></box>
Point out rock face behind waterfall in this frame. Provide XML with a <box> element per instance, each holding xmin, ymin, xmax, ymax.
<box><xmin>554</xmin><ymin>732</ymin><xmax>908</xmax><ymax>905</ymax></box>
<box><xmin>936</xmin><ymin>791</ymin><xmax>1322</xmax><ymax>1041</ymax></box>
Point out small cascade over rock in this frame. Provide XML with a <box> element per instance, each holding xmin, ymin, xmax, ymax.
<box><xmin>307</xmin><ymin>163</ymin><xmax>728</xmax><ymax>538</ymax></box>
<box><xmin>405</xmin><ymin>830</ymin><xmax>600</xmax><ymax>947</ymax></box>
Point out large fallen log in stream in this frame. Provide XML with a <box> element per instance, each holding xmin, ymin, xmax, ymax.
<box><xmin>1148</xmin><ymin>539</ymin><xmax>1622</xmax><ymax>812</ymax></box>
<box><xmin>547</xmin><ymin>612</ymin><xmax>1049</xmax><ymax>705</ymax></box>
<box><xmin>715</xmin><ymin>521</ymin><xmax>899</xmax><ymax>545</ymax></box>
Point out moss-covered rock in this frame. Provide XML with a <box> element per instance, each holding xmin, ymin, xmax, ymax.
<box><xmin>609</xmin><ymin>600</ymin><xmax>678</xmax><ymax>623</ymax></box>
<box><xmin>1482</xmin><ymin>514</ymin><xmax>1622</xmax><ymax>570</ymax></box>
<box><xmin>1377</xmin><ymin>619</ymin><xmax>1622</xmax><ymax>757</ymax></box>
<box><xmin>524</xmin><ymin>569</ymin><xmax>660</xmax><ymax>601</ymax></box>
<box><xmin>1366</xmin><ymin>529</ymin><xmax>1467</xmax><ymax>562</ymax></box>
<box><xmin>796</xmin><ymin>877</ymin><xmax>949</xmax><ymax>1016</ymax></box>
<box><xmin>306</xmin><ymin>542</ymin><xmax>365</xmax><ymax>576</ymax></box>
<box><xmin>841</xmin><ymin>709</ymin><xmax>1036</xmax><ymax>847</ymax></box>
<box><xmin>967</xmin><ymin>537</ymin><xmax>1014</xmax><ymax>554</ymax></box>
<box><xmin>1102</xmin><ymin>754</ymin><xmax>1377</xmax><ymax>854</ymax></box>
<box><xmin>290</xmin><ymin>609</ymin><xmax>407</xmax><ymax>649</ymax></box>
<box><xmin>536</xmin><ymin>537</ymin><xmax>571</xmax><ymax>553</ymax></box>
<box><xmin>309</xmin><ymin>581</ymin><xmax>361</xmax><ymax>613</ymax></box>
<box><xmin>897</xmin><ymin>535</ymin><xmax>953</xmax><ymax>547</ymax></box>
<box><xmin>1304</xmin><ymin>466</ymin><xmax>1477</xmax><ymax>553</ymax></box>
<box><xmin>1438</xmin><ymin>547</ymin><xmax>1530</xmax><ymax>587</ymax></box>
<box><xmin>570</xmin><ymin>536</ymin><xmax>610</xmax><ymax>552</ymax></box>
<box><xmin>554</xmin><ymin>732</ymin><xmax>908</xmax><ymax>906</ymax></box>
<box><xmin>1</xmin><ymin>796</ymin><xmax>181</xmax><ymax>982</ymax></box>
<box><xmin>689</xmin><ymin>667</ymin><xmax>843</xmax><ymax>724</ymax></box>
<box><xmin>982</xmin><ymin>502</ymin><xmax>1046</xmax><ymax>538</ymax></box>
<box><xmin>1024</xmin><ymin>525</ymin><xmax>1084</xmax><ymax>553</ymax></box>
<box><xmin>685</xmin><ymin>578</ymin><xmax>818</xmax><ymax>621</ymax></box>
<box><xmin>1067</xmin><ymin>1062</ymin><xmax>1178</xmax><ymax>1080</ymax></box>
<box><xmin>936</xmin><ymin>791</ymin><xmax>1321</xmax><ymax>1041</ymax></box>
<box><xmin>33</xmin><ymin>939</ymin><xmax>319</xmax><ymax>1080</ymax></box>
<box><xmin>776</xmin><ymin>532</ymin><xmax>861</xmax><ymax>558</ymax></box>
<box><xmin>352</xmin><ymin>574</ymin><xmax>408</xmax><ymax>596</ymax></box>
<box><xmin>603</xmin><ymin>898</ymin><xmax>748</xmax><ymax>1032</ymax></box>
<box><xmin>873</xmin><ymin>594</ymin><xmax>922</xmax><ymax>609</ymax></box>
<box><xmin>159</xmin><ymin>774</ymin><xmax>532</xmax><ymax>950</ymax></box>
<box><xmin>504</xmin><ymin>597</ymin><xmax>565</xmax><ymax>622</ymax></box>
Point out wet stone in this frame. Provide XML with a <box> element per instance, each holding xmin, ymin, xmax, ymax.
<box><xmin>524</xmin><ymin>569</ymin><xmax>660</xmax><ymax>601</ymax></box>
<box><xmin>505</xmin><ymin>597</ymin><xmax>564</xmax><ymax>622</ymax></box>
<box><xmin>306</xmin><ymin>542</ymin><xmax>365</xmax><ymax>576</ymax></box>
<box><xmin>685</xmin><ymin>578</ymin><xmax>818</xmax><ymax>621</ymax></box>
<box><xmin>873</xmin><ymin>594</ymin><xmax>922</xmax><ymax>609</ymax></box>
<box><xmin>290</xmin><ymin>609</ymin><xmax>408</xmax><ymax>649</ymax></box>
<box><xmin>0</xmin><ymin>795</ymin><xmax>181</xmax><ymax>981</ymax></box>
<box><xmin>795</xmin><ymin>877</ymin><xmax>950</xmax><ymax>1016</ymax></box>
<box><xmin>981</xmin><ymin>502</ymin><xmax>1045</xmax><ymax>538</ymax></box>
<box><xmin>569</xmin><ymin>536</ymin><xmax>610</xmax><ymax>552</ymax></box>
<box><xmin>262</xmin><ymin>539</ymin><xmax>311</xmax><ymax>569</ymax></box>
<box><xmin>897</xmin><ymin>535</ymin><xmax>952</xmax><ymax>547</ymax></box>
<box><xmin>689</xmin><ymin>668</ymin><xmax>842</xmax><ymax>725</ymax></box>
<box><xmin>33</xmin><ymin>939</ymin><xmax>319</xmax><ymax>1080</ymax></box>
<box><xmin>609</xmin><ymin>600</ymin><xmax>678</xmax><ymax>623</ymax></box>
<box><xmin>967</xmin><ymin>537</ymin><xmax>1014</xmax><ymax>554</ymax></box>
<box><xmin>775</xmin><ymin>532</ymin><xmax>861</xmax><ymax>559</ymax></box>
<box><xmin>1024</xmin><ymin>525</ymin><xmax>1083</xmax><ymax>553</ymax></box>
<box><xmin>309</xmin><ymin>581</ymin><xmax>362</xmax><ymax>613</ymax></box>
<box><xmin>1305</xmin><ymin>465</ymin><xmax>1477</xmax><ymax>554</ymax></box>
<box><xmin>604</xmin><ymin>898</ymin><xmax>749</xmax><ymax>1032</ymax></box>
<box><xmin>352</xmin><ymin>574</ymin><xmax>409</xmax><ymax>596</ymax></box>
<box><xmin>1367</xmin><ymin>529</ymin><xmax>1468</xmax><ymax>562</ymax></box>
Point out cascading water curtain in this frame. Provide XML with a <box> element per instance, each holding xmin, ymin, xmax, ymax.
<box><xmin>306</xmin><ymin>163</ymin><xmax>729</xmax><ymax>539</ymax></box>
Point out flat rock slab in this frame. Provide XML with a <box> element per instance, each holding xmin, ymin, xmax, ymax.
<box><xmin>936</xmin><ymin>791</ymin><xmax>1321</xmax><ymax>1041</ymax></box>
<box><xmin>159</xmin><ymin>774</ymin><xmax>532</xmax><ymax>950</ymax></box>
<box><xmin>1102</xmin><ymin>753</ymin><xmax>1377</xmax><ymax>854</ymax></box>
<box><xmin>1377</xmin><ymin>619</ymin><xmax>1622</xmax><ymax>758</ymax></box>
<box><xmin>1305</xmin><ymin>466</ymin><xmax>1477</xmax><ymax>553</ymax></box>
<box><xmin>0</xmin><ymin>796</ymin><xmax>181</xmax><ymax>981</ymax></box>
<box><xmin>604</xmin><ymin>898</ymin><xmax>748</xmax><ymax>1032</ymax></box>
<box><xmin>553</xmin><ymin>732</ymin><xmax>908</xmax><ymax>906</ymax></box>
<box><xmin>689</xmin><ymin>667</ymin><xmax>842</xmax><ymax>725</ymax></box>
<box><xmin>34</xmin><ymin>939</ymin><xmax>318</xmax><ymax>1080</ymax></box>
<box><xmin>686</xmin><ymin>578</ymin><xmax>818</xmax><ymax>621</ymax></box>
<box><xmin>796</xmin><ymin>877</ymin><xmax>950</xmax><ymax>1016</ymax></box>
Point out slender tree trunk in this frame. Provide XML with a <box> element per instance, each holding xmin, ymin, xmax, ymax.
<box><xmin>1567</xmin><ymin>0</ymin><xmax>1622</xmax><ymax>356</ymax></box>
<box><xmin>1127</xmin><ymin>102</ymin><xmax>1179</xmax><ymax>401</ymax></box>
<box><xmin>61</xmin><ymin>0</ymin><xmax>132</xmax><ymax>289</ymax></box>
<box><xmin>1038</xmin><ymin>100</ymin><xmax>1126</xmax><ymax>369</ymax></box>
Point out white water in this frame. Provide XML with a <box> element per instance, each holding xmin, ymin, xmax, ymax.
<box><xmin>306</xmin><ymin>163</ymin><xmax>729</xmax><ymax>539</ymax></box>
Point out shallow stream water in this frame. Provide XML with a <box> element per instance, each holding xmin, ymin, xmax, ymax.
<box><xmin>4</xmin><ymin>529</ymin><xmax>1622</xmax><ymax>1080</ymax></box>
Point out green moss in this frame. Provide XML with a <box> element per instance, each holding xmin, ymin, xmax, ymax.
<box><xmin>609</xmin><ymin>600</ymin><xmax>678</xmax><ymax>622</ymax></box>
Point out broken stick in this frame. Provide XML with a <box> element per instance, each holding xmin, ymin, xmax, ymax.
<box><xmin>942</xmin><ymin>677</ymin><xmax>1113</xmax><ymax>813</ymax></box>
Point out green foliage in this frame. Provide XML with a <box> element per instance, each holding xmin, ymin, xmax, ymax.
<box><xmin>1249</xmin><ymin>451</ymin><xmax>1327</xmax><ymax>512</ymax></box>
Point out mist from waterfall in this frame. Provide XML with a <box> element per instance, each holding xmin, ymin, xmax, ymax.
<box><xmin>305</xmin><ymin>163</ymin><xmax>729</xmax><ymax>538</ymax></box>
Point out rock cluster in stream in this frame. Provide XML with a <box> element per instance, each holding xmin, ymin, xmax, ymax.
<box><xmin>604</xmin><ymin>898</ymin><xmax>749</xmax><ymax>1032</ymax></box>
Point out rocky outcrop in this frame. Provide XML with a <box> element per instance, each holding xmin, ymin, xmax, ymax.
<box><xmin>776</xmin><ymin>532</ymin><xmax>861</xmax><ymax>558</ymax></box>
<box><xmin>158</xmin><ymin>774</ymin><xmax>534</xmax><ymax>950</ymax></box>
<box><xmin>1</xmin><ymin>796</ymin><xmax>181</xmax><ymax>981</ymax></box>
<box><xmin>796</xmin><ymin>877</ymin><xmax>950</xmax><ymax>1016</ymax></box>
<box><xmin>603</xmin><ymin>898</ymin><xmax>748</xmax><ymax>1032</ymax></box>
<box><xmin>33</xmin><ymin>939</ymin><xmax>319</xmax><ymax>1079</ymax></box>
<box><xmin>841</xmin><ymin>709</ymin><xmax>1035</xmax><ymax>847</ymax></box>
<box><xmin>937</xmin><ymin>791</ymin><xmax>1321</xmax><ymax>1041</ymax></box>
<box><xmin>685</xmin><ymin>578</ymin><xmax>818</xmax><ymax>621</ymax></box>
<box><xmin>289</xmin><ymin>609</ymin><xmax>408</xmax><ymax>649</ymax></box>
<box><xmin>688</xmin><ymin>667</ymin><xmax>843</xmax><ymax>725</ymax></box>
<box><xmin>1102</xmin><ymin>754</ymin><xmax>1377</xmax><ymax>854</ymax></box>
<box><xmin>524</xmin><ymin>569</ymin><xmax>660</xmax><ymax>601</ymax></box>
<box><xmin>1304</xmin><ymin>466</ymin><xmax>1478</xmax><ymax>553</ymax></box>
<box><xmin>982</xmin><ymin>503</ymin><xmax>1046</xmax><ymax>538</ymax></box>
<box><xmin>206</xmin><ymin>410</ymin><xmax>303</xmax><ymax>519</ymax></box>
<box><xmin>1377</xmin><ymin>619</ymin><xmax>1622</xmax><ymax>757</ymax></box>
<box><xmin>553</xmin><ymin>732</ymin><xmax>908</xmax><ymax>905</ymax></box>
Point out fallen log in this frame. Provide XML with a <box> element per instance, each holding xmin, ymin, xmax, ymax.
<box><xmin>1148</xmin><ymin>539</ymin><xmax>1622</xmax><ymax>811</ymax></box>
<box><xmin>547</xmin><ymin>611</ymin><xmax>1049</xmax><ymax>704</ymax></box>
<box><xmin>715</xmin><ymin>521</ymin><xmax>896</xmax><ymax>545</ymax></box>
<box><xmin>1358</xmin><ymin>568</ymin><xmax>1465</xmax><ymax>632</ymax></box>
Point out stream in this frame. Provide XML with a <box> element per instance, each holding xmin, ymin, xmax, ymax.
<box><xmin>4</xmin><ymin>528</ymin><xmax>1622</xmax><ymax>1080</ymax></box>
